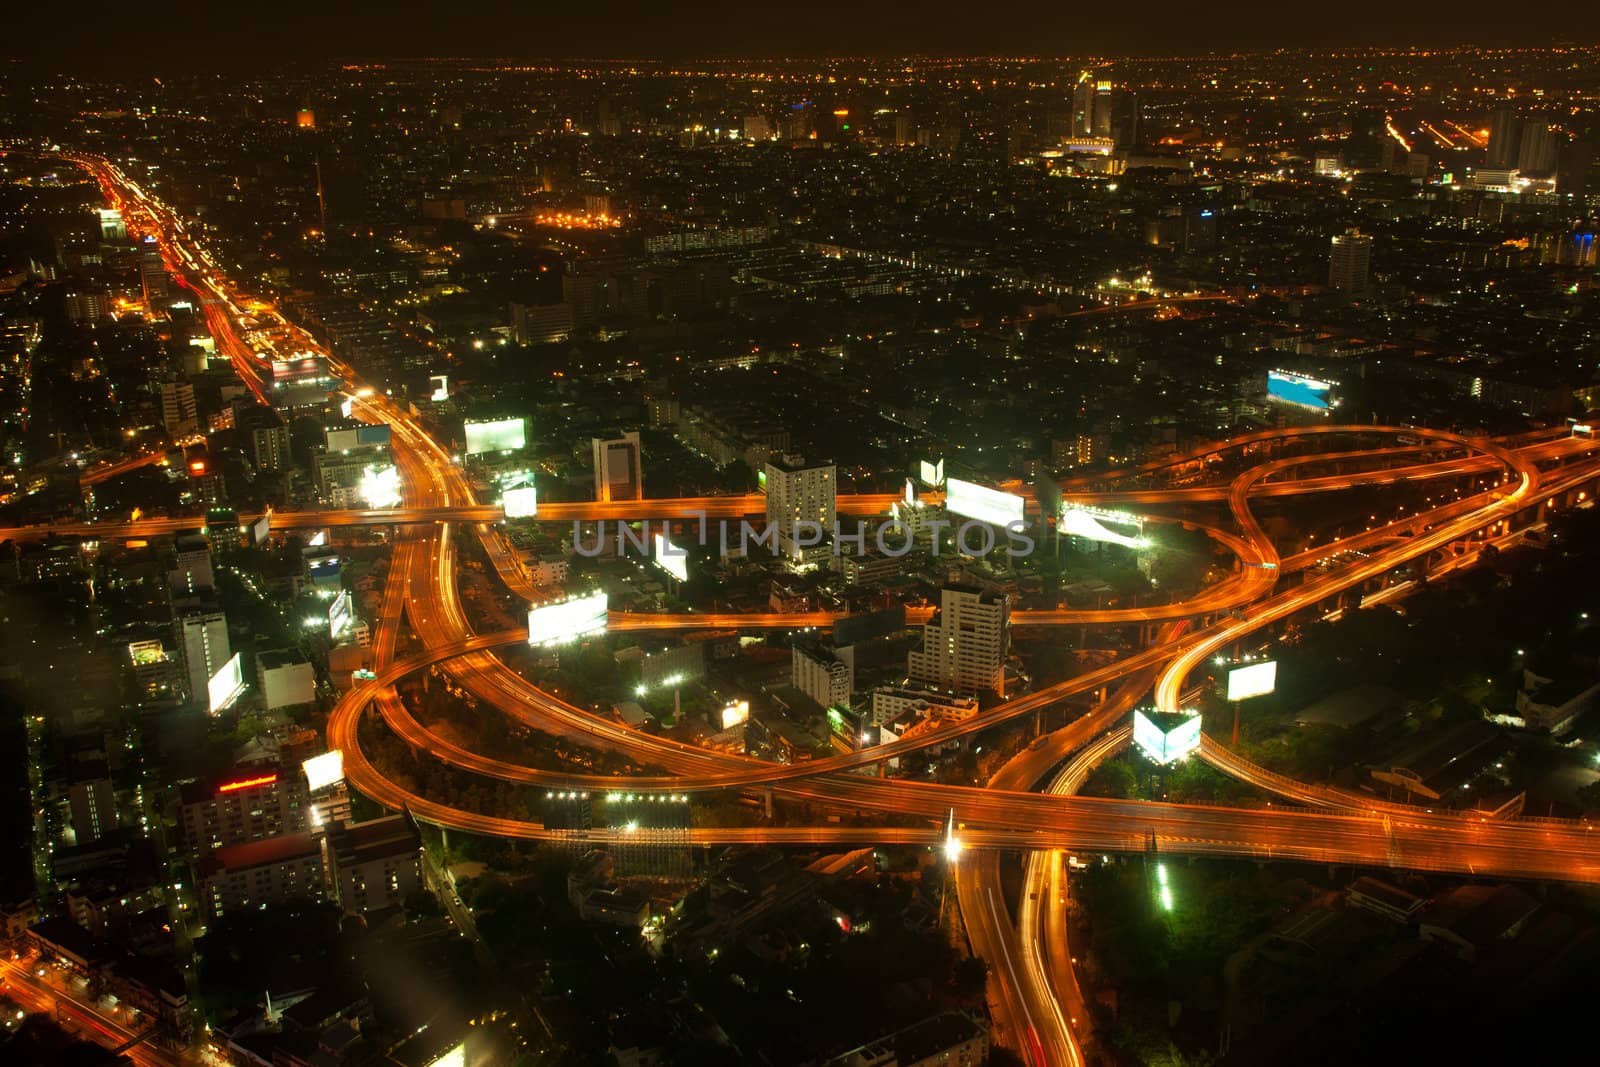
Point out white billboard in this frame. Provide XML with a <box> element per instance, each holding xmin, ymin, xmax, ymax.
<box><xmin>945</xmin><ymin>477</ymin><xmax>1026</xmax><ymax>527</ymax></box>
<box><xmin>329</xmin><ymin>590</ymin><xmax>356</xmax><ymax>642</ymax></box>
<box><xmin>653</xmin><ymin>531</ymin><xmax>688</xmax><ymax>582</ymax></box>
<box><xmin>721</xmin><ymin>699</ymin><xmax>750</xmax><ymax>731</ymax></box>
<box><xmin>252</xmin><ymin>511</ymin><xmax>271</xmax><ymax>545</ymax></box>
<box><xmin>464</xmin><ymin>417</ymin><xmax>526</xmax><ymax>455</ymax></box>
<box><xmin>918</xmin><ymin>458</ymin><xmax>945</xmax><ymax>487</ymax></box>
<box><xmin>207</xmin><ymin>652</ymin><xmax>246</xmax><ymax>715</ymax></box>
<box><xmin>302</xmin><ymin>750</ymin><xmax>345</xmax><ymax>792</ymax></box>
<box><xmin>1132</xmin><ymin>709</ymin><xmax>1202</xmax><ymax>764</ymax></box>
<box><xmin>503</xmin><ymin>484</ymin><xmax>539</xmax><ymax>519</ymax></box>
<box><xmin>429</xmin><ymin>374</ymin><xmax>449</xmax><ymax>402</ymax></box>
<box><xmin>1225</xmin><ymin>660</ymin><xmax>1278</xmax><ymax>701</ymax></box>
<box><xmin>1060</xmin><ymin>504</ymin><xmax>1149</xmax><ymax>549</ymax></box>
<box><xmin>528</xmin><ymin>591</ymin><xmax>608</xmax><ymax>646</ymax></box>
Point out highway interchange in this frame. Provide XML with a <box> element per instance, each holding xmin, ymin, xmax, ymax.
<box><xmin>65</xmin><ymin>152</ymin><xmax>1600</xmax><ymax>1065</ymax></box>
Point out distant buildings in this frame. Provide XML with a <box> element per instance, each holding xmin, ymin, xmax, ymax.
<box><xmin>592</xmin><ymin>431</ymin><xmax>643</xmax><ymax>501</ymax></box>
<box><xmin>907</xmin><ymin>584</ymin><xmax>1009</xmax><ymax>696</ymax></box>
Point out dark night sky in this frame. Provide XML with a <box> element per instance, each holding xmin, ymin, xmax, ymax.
<box><xmin>5</xmin><ymin>1</ymin><xmax>1599</xmax><ymax>63</ymax></box>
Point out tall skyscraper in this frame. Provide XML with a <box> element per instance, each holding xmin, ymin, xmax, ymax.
<box><xmin>1071</xmin><ymin>73</ymin><xmax>1096</xmax><ymax>138</ymax></box>
<box><xmin>169</xmin><ymin>533</ymin><xmax>215</xmax><ymax>598</ymax></box>
<box><xmin>1091</xmin><ymin>80</ymin><xmax>1115</xmax><ymax>138</ymax></box>
<box><xmin>1486</xmin><ymin>106</ymin><xmax>1522</xmax><ymax>169</ymax></box>
<box><xmin>161</xmin><ymin>382</ymin><xmax>198</xmax><ymax>436</ymax></box>
<box><xmin>1328</xmin><ymin>231</ymin><xmax>1373</xmax><ymax>295</ymax></box>
<box><xmin>139</xmin><ymin>247</ymin><xmax>168</xmax><ymax>307</ymax></box>
<box><xmin>907</xmin><ymin>584</ymin><xmax>1010</xmax><ymax>696</ymax></box>
<box><xmin>175</xmin><ymin>607</ymin><xmax>230</xmax><ymax>709</ymax></box>
<box><xmin>592</xmin><ymin>431</ymin><xmax>643</xmax><ymax>501</ymax></box>
<box><xmin>1516</xmin><ymin>121</ymin><xmax>1560</xmax><ymax>177</ymax></box>
<box><xmin>764</xmin><ymin>455</ymin><xmax>836</xmax><ymax>557</ymax></box>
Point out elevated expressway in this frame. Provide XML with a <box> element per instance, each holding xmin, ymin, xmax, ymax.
<box><xmin>67</xmin><ymin>151</ymin><xmax>1600</xmax><ymax>1066</ymax></box>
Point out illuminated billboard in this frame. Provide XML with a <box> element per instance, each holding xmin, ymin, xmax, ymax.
<box><xmin>528</xmin><ymin>591</ymin><xmax>608</xmax><ymax>646</ymax></box>
<box><xmin>252</xmin><ymin>511</ymin><xmax>271</xmax><ymax>546</ymax></box>
<box><xmin>1267</xmin><ymin>370</ymin><xmax>1334</xmax><ymax>411</ymax></box>
<box><xmin>359</xmin><ymin>464</ymin><xmax>402</xmax><ymax>508</ymax></box>
<box><xmin>721</xmin><ymin>699</ymin><xmax>750</xmax><ymax>731</ymax></box>
<box><xmin>944</xmin><ymin>478</ymin><xmax>1026</xmax><ymax>527</ymax></box>
<box><xmin>329</xmin><ymin>590</ymin><xmax>356</xmax><ymax>642</ymax></box>
<box><xmin>918</xmin><ymin>458</ymin><xmax>945</xmax><ymax>487</ymax></box>
<box><xmin>270</xmin><ymin>356</ymin><xmax>331</xmax><ymax>388</ymax></box>
<box><xmin>1060</xmin><ymin>504</ymin><xmax>1149</xmax><ymax>549</ymax></box>
<box><xmin>653</xmin><ymin>531</ymin><xmax>689</xmax><ymax>582</ymax></box>
<box><xmin>302</xmin><ymin>750</ymin><xmax>345</xmax><ymax>792</ymax></box>
<box><xmin>502</xmin><ymin>484</ymin><xmax>539</xmax><ymax>519</ymax></box>
<box><xmin>429</xmin><ymin>374</ymin><xmax>449</xmax><ymax>402</ymax></box>
<box><xmin>464</xmin><ymin>417</ymin><xmax>526</xmax><ymax>455</ymax></box>
<box><xmin>1132</xmin><ymin>709</ymin><xmax>1202</xmax><ymax>765</ymax></box>
<box><xmin>1225</xmin><ymin>660</ymin><xmax>1278</xmax><ymax>701</ymax></box>
<box><xmin>207</xmin><ymin>652</ymin><xmax>246</xmax><ymax>715</ymax></box>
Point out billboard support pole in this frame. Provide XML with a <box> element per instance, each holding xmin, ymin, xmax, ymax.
<box><xmin>1231</xmin><ymin>700</ymin><xmax>1240</xmax><ymax>748</ymax></box>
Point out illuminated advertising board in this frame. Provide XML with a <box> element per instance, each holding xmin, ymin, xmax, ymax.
<box><xmin>502</xmin><ymin>484</ymin><xmax>539</xmax><ymax>519</ymax></box>
<box><xmin>653</xmin><ymin>531</ymin><xmax>689</xmax><ymax>582</ymax></box>
<box><xmin>528</xmin><ymin>591</ymin><xmax>608</xmax><ymax>646</ymax></box>
<box><xmin>944</xmin><ymin>477</ymin><xmax>1026</xmax><ymax>527</ymax></box>
<box><xmin>1225</xmin><ymin>660</ymin><xmax>1278</xmax><ymax>701</ymax></box>
<box><xmin>721</xmin><ymin>700</ymin><xmax>750</xmax><ymax>731</ymax></box>
<box><xmin>918</xmin><ymin>458</ymin><xmax>945</xmax><ymax>487</ymax></box>
<box><xmin>1132</xmin><ymin>709</ymin><xmax>1202</xmax><ymax>764</ymax></box>
<box><xmin>252</xmin><ymin>511</ymin><xmax>271</xmax><ymax>545</ymax></box>
<box><xmin>429</xmin><ymin>374</ymin><xmax>449</xmax><ymax>402</ymax></box>
<box><xmin>326</xmin><ymin>424</ymin><xmax>392</xmax><ymax>452</ymax></box>
<box><xmin>306</xmin><ymin>549</ymin><xmax>341</xmax><ymax>587</ymax></box>
<box><xmin>270</xmin><ymin>356</ymin><xmax>331</xmax><ymax>388</ymax></box>
<box><xmin>359</xmin><ymin>464</ymin><xmax>402</xmax><ymax>508</ymax></box>
<box><xmin>464</xmin><ymin>417</ymin><xmax>526</xmax><ymax>455</ymax></box>
<box><xmin>1059</xmin><ymin>504</ymin><xmax>1148</xmax><ymax>549</ymax></box>
<box><xmin>329</xmin><ymin>590</ymin><xmax>356</xmax><ymax>642</ymax></box>
<box><xmin>1267</xmin><ymin>370</ymin><xmax>1334</xmax><ymax>411</ymax></box>
<box><xmin>302</xmin><ymin>750</ymin><xmax>345</xmax><ymax>792</ymax></box>
<box><xmin>207</xmin><ymin>652</ymin><xmax>246</xmax><ymax>715</ymax></box>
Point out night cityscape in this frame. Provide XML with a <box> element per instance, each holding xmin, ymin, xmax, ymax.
<box><xmin>3</xmin><ymin>14</ymin><xmax>1600</xmax><ymax>1067</ymax></box>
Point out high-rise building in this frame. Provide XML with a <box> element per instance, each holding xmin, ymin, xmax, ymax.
<box><xmin>907</xmin><ymin>584</ymin><xmax>1010</xmax><ymax>696</ymax></box>
<box><xmin>1328</xmin><ymin>230</ymin><xmax>1373</xmax><ymax>295</ymax></box>
<box><xmin>168</xmin><ymin>533</ymin><xmax>215</xmax><ymax>598</ymax></box>
<box><xmin>592</xmin><ymin>431</ymin><xmax>643</xmax><ymax>501</ymax></box>
<box><xmin>160</xmin><ymin>382</ymin><xmax>198</xmax><ymax>436</ymax></box>
<box><xmin>96</xmin><ymin>208</ymin><xmax>126</xmax><ymax>242</ymax></box>
<box><xmin>1111</xmin><ymin>90</ymin><xmax>1142</xmax><ymax>148</ymax></box>
<box><xmin>1516</xmin><ymin>120</ymin><xmax>1560</xmax><ymax>177</ymax></box>
<box><xmin>68</xmin><ymin>764</ymin><xmax>116</xmax><ymax>844</ymax></box>
<box><xmin>323</xmin><ymin>815</ymin><xmax>424</xmax><ymax>915</ymax></box>
<box><xmin>198</xmin><ymin>833</ymin><xmax>324</xmax><ymax>918</ymax></box>
<box><xmin>764</xmin><ymin>455</ymin><xmax>836</xmax><ymax>557</ymax></box>
<box><xmin>236</xmin><ymin>405</ymin><xmax>291</xmax><ymax>473</ymax></box>
<box><xmin>792</xmin><ymin>640</ymin><xmax>854</xmax><ymax>710</ymax></box>
<box><xmin>139</xmin><ymin>248</ymin><xmax>168</xmax><ymax>307</ymax></box>
<box><xmin>1071</xmin><ymin>73</ymin><xmax>1096</xmax><ymax>137</ymax></box>
<box><xmin>179</xmin><ymin>765</ymin><xmax>312</xmax><ymax>858</ymax></box>
<box><xmin>1091</xmin><ymin>80</ymin><xmax>1115</xmax><ymax>138</ymax></box>
<box><xmin>1557</xmin><ymin>140</ymin><xmax>1593</xmax><ymax>201</ymax></box>
<box><xmin>1487</xmin><ymin>106</ymin><xmax>1522</xmax><ymax>169</ymax></box>
<box><xmin>175</xmin><ymin>606</ymin><xmax>229</xmax><ymax>709</ymax></box>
